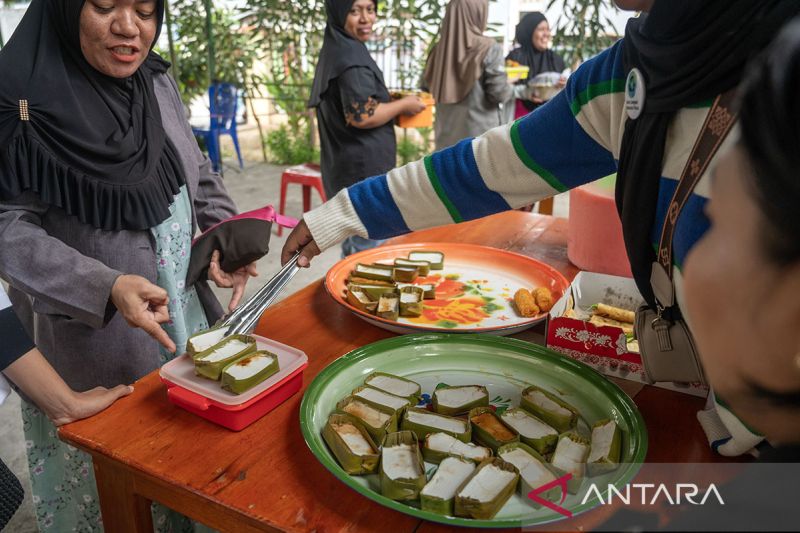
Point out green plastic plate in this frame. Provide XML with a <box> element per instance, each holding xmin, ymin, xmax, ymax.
<box><xmin>299</xmin><ymin>334</ymin><xmax>647</xmax><ymax>528</ymax></box>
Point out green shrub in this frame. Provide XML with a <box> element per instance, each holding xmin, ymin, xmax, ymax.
<box><xmin>265</xmin><ymin>125</ymin><xmax>319</xmax><ymax>165</ymax></box>
<box><xmin>397</xmin><ymin>127</ymin><xmax>433</xmax><ymax>166</ymax></box>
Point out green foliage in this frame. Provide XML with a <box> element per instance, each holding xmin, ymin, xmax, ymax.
<box><xmin>397</xmin><ymin>127</ymin><xmax>433</xmax><ymax>165</ymax></box>
<box><xmin>159</xmin><ymin>0</ymin><xmax>261</xmax><ymax>105</ymax></box>
<box><xmin>265</xmin><ymin>124</ymin><xmax>319</xmax><ymax>165</ymax></box>
<box><xmin>547</xmin><ymin>0</ymin><xmax>621</xmax><ymax>68</ymax></box>
<box><xmin>374</xmin><ymin>0</ymin><xmax>449</xmax><ymax>89</ymax></box>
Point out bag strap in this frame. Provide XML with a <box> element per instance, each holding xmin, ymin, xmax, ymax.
<box><xmin>651</xmin><ymin>90</ymin><xmax>738</xmax><ymax>309</ymax></box>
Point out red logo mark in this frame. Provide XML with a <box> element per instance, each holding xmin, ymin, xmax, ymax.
<box><xmin>528</xmin><ymin>473</ymin><xmax>573</xmax><ymax>518</ymax></box>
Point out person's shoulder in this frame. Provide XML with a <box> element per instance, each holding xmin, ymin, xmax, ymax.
<box><xmin>484</xmin><ymin>42</ymin><xmax>505</xmax><ymax>64</ymax></box>
<box><xmin>563</xmin><ymin>39</ymin><xmax>626</xmax><ymax>103</ymax></box>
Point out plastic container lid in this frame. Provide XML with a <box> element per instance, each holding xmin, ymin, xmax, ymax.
<box><xmin>160</xmin><ymin>335</ymin><xmax>309</xmax><ymax>406</ymax></box>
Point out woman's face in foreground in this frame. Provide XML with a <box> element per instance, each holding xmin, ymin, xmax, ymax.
<box><xmin>683</xmin><ymin>144</ymin><xmax>800</xmax><ymax>442</ymax></box>
<box><xmin>531</xmin><ymin>20</ymin><xmax>551</xmax><ymax>52</ymax></box>
<box><xmin>80</xmin><ymin>0</ymin><xmax>158</xmax><ymax>78</ymax></box>
<box><xmin>345</xmin><ymin>0</ymin><xmax>377</xmax><ymax>43</ymax></box>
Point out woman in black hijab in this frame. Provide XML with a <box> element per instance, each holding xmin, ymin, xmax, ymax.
<box><xmin>506</xmin><ymin>12</ymin><xmax>566</xmax><ymax>116</ymax></box>
<box><xmin>0</xmin><ymin>1</ymin><xmax>244</xmax><ymax>528</ymax></box>
<box><xmin>309</xmin><ymin>0</ymin><xmax>425</xmax><ymax>256</ymax></box>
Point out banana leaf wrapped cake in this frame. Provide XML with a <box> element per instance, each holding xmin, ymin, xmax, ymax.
<box><xmin>550</xmin><ymin>431</ymin><xmax>590</xmax><ymax>494</ymax></box>
<box><xmin>408</xmin><ymin>250</ymin><xmax>444</xmax><ymax>270</ymax></box>
<box><xmin>420</xmin><ymin>456</ymin><xmax>476</xmax><ymax>515</ymax></box>
<box><xmin>194</xmin><ymin>334</ymin><xmax>257</xmax><ymax>380</ymax></box>
<box><xmin>469</xmin><ymin>406</ymin><xmax>519</xmax><ymax>451</ymax></box>
<box><xmin>500</xmin><ymin>407</ymin><xmax>558</xmax><ymax>455</ymax></box>
<box><xmin>520</xmin><ymin>385</ymin><xmax>579</xmax><ymax>432</ymax></box>
<box><xmin>220</xmin><ymin>350</ymin><xmax>279</xmax><ymax>394</ymax></box>
<box><xmin>497</xmin><ymin>443</ymin><xmax>559</xmax><ymax>506</ymax></box>
<box><xmin>336</xmin><ymin>396</ymin><xmax>398</xmax><ymax>443</ymax></box>
<box><xmin>422</xmin><ymin>432</ymin><xmax>492</xmax><ymax>465</ymax></box>
<box><xmin>394</xmin><ymin>258</ymin><xmax>431</xmax><ymax>276</ymax></box>
<box><xmin>364</xmin><ymin>372</ymin><xmax>421</xmax><ymax>402</ymax></box>
<box><xmin>380</xmin><ymin>431</ymin><xmax>426</xmax><ymax>501</ymax></box>
<box><xmin>398</xmin><ymin>286</ymin><xmax>424</xmax><ymax>318</ymax></box>
<box><xmin>432</xmin><ymin>385</ymin><xmax>489</xmax><ymax>416</ymax></box>
<box><xmin>454</xmin><ymin>458</ymin><xmax>519</xmax><ymax>519</ymax></box>
<box><xmin>352</xmin><ymin>385</ymin><xmax>411</xmax><ymax>417</ymax></box>
<box><xmin>186</xmin><ymin>325</ymin><xmax>229</xmax><ymax>358</ymax></box>
<box><xmin>587</xmin><ymin>419</ymin><xmax>622</xmax><ymax>476</ymax></box>
<box><xmin>322</xmin><ymin>413</ymin><xmax>379</xmax><ymax>475</ymax></box>
<box><xmin>402</xmin><ymin>407</ymin><xmax>471</xmax><ymax>443</ymax></box>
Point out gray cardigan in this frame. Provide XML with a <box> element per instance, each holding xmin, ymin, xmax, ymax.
<box><xmin>0</xmin><ymin>73</ymin><xmax>237</xmax><ymax>392</ymax></box>
<box><xmin>432</xmin><ymin>43</ymin><xmax>514</xmax><ymax>150</ymax></box>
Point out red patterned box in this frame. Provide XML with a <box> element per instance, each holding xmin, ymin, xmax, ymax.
<box><xmin>546</xmin><ymin>272</ymin><xmax>707</xmax><ymax>397</ymax></box>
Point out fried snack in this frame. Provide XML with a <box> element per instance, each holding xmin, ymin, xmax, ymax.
<box><xmin>532</xmin><ymin>287</ymin><xmax>554</xmax><ymax>312</ymax></box>
<box><xmin>589</xmin><ymin>314</ymin><xmax>634</xmax><ymax>335</ymax></box>
<box><xmin>513</xmin><ymin>288</ymin><xmax>540</xmax><ymax>317</ymax></box>
<box><xmin>593</xmin><ymin>303</ymin><xmax>635</xmax><ymax>324</ymax></box>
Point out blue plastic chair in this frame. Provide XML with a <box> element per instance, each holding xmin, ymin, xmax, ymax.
<box><xmin>192</xmin><ymin>82</ymin><xmax>244</xmax><ymax>172</ymax></box>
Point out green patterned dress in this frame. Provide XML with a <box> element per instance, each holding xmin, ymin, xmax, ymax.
<box><xmin>21</xmin><ymin>186</ymin><xmax>212</xmax><ymax>532</ymax></box>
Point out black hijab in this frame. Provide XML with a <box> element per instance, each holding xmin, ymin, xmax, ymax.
<box><xmin>308</xmin><ymin>0</ymin><xmax>384</xmax><ymax>108</ymax></box>
<box><xmin>506</xmin><ymin>12</ymin><xmax>565</xmax><ymax>113</ymax></box>
<box><xmin>507</xmin><ymin>12</ymin><xmax>564</xmax><ymax>78</ymax></box>
<box><xmin>616</xmin><ymin>0</ymin><xmax>800</xmax><ymax>311</ymax></box>
<box><xmin>0</xmin><ymin>0</ymin><xmax>185</xmax><ymax>231</ymax></box>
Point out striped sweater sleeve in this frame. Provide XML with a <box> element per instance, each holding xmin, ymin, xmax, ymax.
<box><xmin>306</xmin><ymin>41</ymin><xmax>627</xmax><ymax>251</ymax></box>
<box><xmin>1</xmin><ymin>285</ymin><xmax>34</xmax><ymax>371</ymax></box>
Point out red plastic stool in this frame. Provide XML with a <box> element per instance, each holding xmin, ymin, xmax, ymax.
<box><xmin>278</xmin><ymin>163</ymin><xmax>327</xmax><ymax>236</ymax></box>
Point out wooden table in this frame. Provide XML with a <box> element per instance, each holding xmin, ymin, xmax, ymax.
<box><xmin>59</xmin><ymin>212</ymin><xmax>740</xmax><ymax>533</ymax></box>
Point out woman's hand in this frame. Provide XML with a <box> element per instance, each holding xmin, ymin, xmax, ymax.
<box><xmin>110</xmin><ymin>274</ymin><xmax>175</xmax><ymax>353</ymax></box>
<box><xmin>208</xmin><ymin>250</ymin><xmax>259</xmax><ymax>312</ymax></box>
<box><xmin>400</xmin><ymin>95</ymin><xmax>427</xmax><ymax>116</ymax></box>
<box><xmin>281</xmin><ymin>219</ymin><xmax>322</xmax><ymax>268</ymax></box>
<box><xmin>49</xmin><ymin>385</ymin><xmax>134</xmax><ymax>426</ymax></box>
<box><xmin>3</xmin><ymin>348</ymin><xmax>134</xmax><ymax>427</ymax></box>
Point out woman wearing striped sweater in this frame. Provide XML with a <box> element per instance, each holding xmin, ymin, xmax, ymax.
<box><xmin>283</xmin><ymin>0</ymin><xmax>800</xmax><ymax>457</ymax></box>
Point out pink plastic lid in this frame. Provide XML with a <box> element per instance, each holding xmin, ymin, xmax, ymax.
<box><xmin>159</xmin><ymin>335</ymin><xmax>309</xmax><ymax>406</ymax></box>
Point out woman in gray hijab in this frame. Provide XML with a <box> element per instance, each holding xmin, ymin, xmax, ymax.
<box><xmin>423</xmin><ymin>0</ymin><xmax>514</xmax><ymax>149</ymax></box>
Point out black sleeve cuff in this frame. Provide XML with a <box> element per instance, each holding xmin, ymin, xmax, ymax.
<box><xmin>0</xmin><ymin>306</ymin><xmax>35</xmax><ymax>371</ymax></box>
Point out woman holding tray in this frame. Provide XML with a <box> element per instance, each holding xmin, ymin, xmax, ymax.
<box><xmin>309</xmin><ymin>0</ymin><xmax>426</xmax><ymax>256</ymax></box>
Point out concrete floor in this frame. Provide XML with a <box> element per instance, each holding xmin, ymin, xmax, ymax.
<box><xmin>0</xmin><ymin>137</ymin><xmax>568</xmax><ymax>531</ymax></box>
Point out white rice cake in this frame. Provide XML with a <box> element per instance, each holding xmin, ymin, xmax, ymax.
<box><xmin>333</xmin><ymin>422</ymin><xmax>375</xmax><ymax>456</ymax></box>
<box><xmin>421</xmin><ymin>457</ymin><xmax>475</xmax><ymax>500</ymax></box>
<box><xmin>198</xmin><ymin>339</ymin><xmax>250</xmax><ymax>363</ymax></box>
<box><xmin>342</xmin><ymin>400</ymin><xmax>391</xmax><ymax>429</ymax></box>
<box><xmin>435</xmin><ymin>386</ymin><xmax>486</xmax><ymax>408</ymax></box>
<box><xmin>408</xmin><ymin>410</ymin><xmax>467</xmax><ymax>434</ymax></box>
<box><xmin>383</xmin><ymin>444</ymin><xmax>422</xmax><ymax>480</ymax></box>
<box><xmin>355</xmin><ymin>387</ymin><xmax>409</xmax><ymax>411</ymax></box>
<box><xmin>501</xmin><ymin>409</ymin><xmax>557</xmax><ymax>439</ymax></box>
<box><xmin>458</xmin><ymin>464</ymin><xmax>516</xmax><ymax>502</ymax></box>
<box><xmin>499</xmin><ymin>448</ymin><xmax>556</xmax><ymax>489</ymax></box>
<box><xmin>366</xmin><ymin>375</ymin><xmax>419</xmax><ymax>397</ymax></box>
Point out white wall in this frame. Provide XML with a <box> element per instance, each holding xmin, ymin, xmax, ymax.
<box><xmin>0</xmin><ymin>5</ymin><xmax>27</xmax><ymax>47</ymax></box>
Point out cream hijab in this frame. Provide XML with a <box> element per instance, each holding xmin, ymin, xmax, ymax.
<box><xmin>423</xmin><ymin>0</ymin><xmax>495</xmax><ymax>104</ymax></box>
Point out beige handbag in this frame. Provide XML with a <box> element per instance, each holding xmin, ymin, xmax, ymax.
<box><xmin>635</xmin><ymin>90</ymin><xmax>737</xmax><ymax>385</ymax></box>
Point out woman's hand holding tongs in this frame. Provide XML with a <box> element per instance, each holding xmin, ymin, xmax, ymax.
<box><xmin>208</xmin><ymin>250</ymin><xmax>259</xmax><ymax>312</ymax></box>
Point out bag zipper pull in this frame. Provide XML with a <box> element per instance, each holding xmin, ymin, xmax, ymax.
<box><xmin>651</xmin><ymin>304</ymin><xmax>673</xmax><ymax>352</ymax></box>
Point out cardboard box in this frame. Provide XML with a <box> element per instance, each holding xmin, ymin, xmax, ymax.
<box><xmin>547</xmin><ymin>271</ymin><xmax>708</xmax><ymax>398</ymax></box>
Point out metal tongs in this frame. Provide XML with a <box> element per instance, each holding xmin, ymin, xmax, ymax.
<box><xmin>218</xmin><ymin>252</ymin><xmax>302</xmax><ymax>336</ymax></box>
